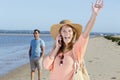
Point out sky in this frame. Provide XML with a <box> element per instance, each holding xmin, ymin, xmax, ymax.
<box><xmin>0</xmin><ymin>0</ymin><xmax>120</xmax><ymax>33</ymax></box>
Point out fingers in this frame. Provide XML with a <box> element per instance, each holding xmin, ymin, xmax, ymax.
<box><xmin>56</xmin><ymin>34</ymin><xmax>62</xmax><ymax>45</ymax></box>
<box><xmin>96</xmin><ymin>0</ymin><xmax>104</xmax><ymax>5</ymax></box>
<box><xmin>100</xmin><ymin>0</ymin><xmax>104</xmax><ymax>4</ymax></box>
<box><xmin>96</xmin><ymin>0</ymin><xmax>99</xmax><ymax>4</ymax></box>
<box><xmin>56</xmin><ymin>38</ymin><xmax>62</xmax><ymax>48</ymax></box>
<box><xmin>57</xmin><ymin>34</ymin><xmax>62</xmax><ymax>41</ymax></box>
<box><xmin>96</xmin><ymin>0</ymin><xmax>102</xmax><ymax>4</ymax></box>
<box><xmin>92</xmin><ymin>0</ymin><xmax>104</xmax><ymax>15</ymax></box>
<box><xmin>95</xmin><ymin>0</ymin><xmax>104</xmax><ymax>8</ymax></box>
<box><xmin>100</xmin><ymin>0</ymin><xmax>104</xmax><ymax>8</ymax></box>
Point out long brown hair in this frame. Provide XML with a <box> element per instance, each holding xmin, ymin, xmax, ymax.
<box><xmin>54</xmin><ymin>24</ymin><xmax>78</xmax><ymax>56</ymax></box>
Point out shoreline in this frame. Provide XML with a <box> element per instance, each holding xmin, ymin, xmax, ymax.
<box><xmin>0</xmin><ymin>63</ymin><xmax>49</xmax><ymax>80</ymax></box>
<box><xmin>0</xmin><ymin>63</ymin><xmax>30</xmax><ymax>80</ymax></box>
<box><xmin>0</xmin><ymin>36</ymin><xmax>120</xmax><ymax>80</ymax></box>
<box><xmin>0</xmin><ymin>62</ymin><xmax>49</xmax><ymax>80</ymax></box>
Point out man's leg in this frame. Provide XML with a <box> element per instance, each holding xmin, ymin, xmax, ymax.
<box><xmin>36</xmin><ymin>57</ymin><xmax>42</xmax><ymax>80</ymax></box>
<box><xmin>31</xmin><ymin>70</ymin><xmax>35</xmax><ymax>80</ymax></box>
<box><xmin>30</xmin><ymin>58</ymin><xmax>36</xmax><ymax>80</ymax></box>
<box><xmin>38</xmin><ymin>69</ymin><xmax>41</xmax><ymax>80</ymax></box>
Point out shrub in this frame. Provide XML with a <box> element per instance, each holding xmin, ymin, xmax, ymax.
<box><xmin>118</xmin><ymin>40</ymin><xmax>120</xmax><ymax>45</ymax></box>
<box><xmin>104</xmin><ymin>35</ymin><xmax>120</xmax><ymax>46</ymax></box>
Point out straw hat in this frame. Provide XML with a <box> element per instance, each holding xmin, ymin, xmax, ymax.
<box><xmin>50</xmin><ymin>20</ymin><xmax>82</xmax><ymax>40</ymax></box>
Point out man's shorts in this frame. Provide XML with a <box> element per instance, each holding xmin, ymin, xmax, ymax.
<box><xmin>30</xmin><ymin>57</ymin><xmax>43</xmax><ymax>71</ymax></box>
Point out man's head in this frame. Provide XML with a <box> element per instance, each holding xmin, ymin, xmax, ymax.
<box><xmin>33</xmin><ymin>29</ymin><xmax>40</xmax><ymax>40</ymax></box>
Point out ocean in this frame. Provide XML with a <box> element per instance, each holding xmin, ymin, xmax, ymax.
<box><xmin>0</xmin><ymin>34</ymin><xmax>54</xmax><ymax>76</ymax></box>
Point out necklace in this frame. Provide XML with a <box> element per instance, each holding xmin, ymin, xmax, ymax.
<box><xmin>59</xmin><ymin>53</ymin><xmax>64</xmax><ymax>66</ymax></box>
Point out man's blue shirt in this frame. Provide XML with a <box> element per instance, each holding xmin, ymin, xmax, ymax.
<box><xmin>30</xmin><ymin>38</ymin><xmax>45</xmax><ymax>58</ymax></box>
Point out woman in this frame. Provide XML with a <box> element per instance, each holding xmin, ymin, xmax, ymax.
<box><xmin>43</xmin><ymin>0</ymin><xmax>104</xmax><ymax>80</ymax></box>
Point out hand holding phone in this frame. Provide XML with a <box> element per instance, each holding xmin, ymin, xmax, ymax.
<box><xmin>56</xmin><ymin>34</ymin><xmax>62</xmax><ymax>48</ymax></box>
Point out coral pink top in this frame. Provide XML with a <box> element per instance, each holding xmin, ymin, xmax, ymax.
<box><xmin>43</xmin><ymin>34</ymin><xmax>89</xmax><ymax>80</ymax></box>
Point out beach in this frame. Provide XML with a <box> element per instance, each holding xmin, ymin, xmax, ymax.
<box><xmin>0</xmin><ymin>36</ymin><xmax>120</xmax><ymax>80</ymax></box>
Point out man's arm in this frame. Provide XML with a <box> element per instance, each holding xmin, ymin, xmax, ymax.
<box><xmin>29</xmin><ymin>46</ymin><xmax>32</xmax><ymax>57</ymax></box>
<box><xmin>40</xmin><ymin>46</ymin><xmax>45</xmax><ymax>58</ymax></box>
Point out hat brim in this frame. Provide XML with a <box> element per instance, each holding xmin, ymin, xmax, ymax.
<box><xmin>50</xmin><ymin>23</ymin><xmax>82</xmax><ymax>40</ymax></box>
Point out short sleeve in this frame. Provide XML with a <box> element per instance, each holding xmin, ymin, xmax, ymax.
<box><xmin>41</xmin><ymin>39</ymin><xmax>45</xmax><ymax>47</ymax></box>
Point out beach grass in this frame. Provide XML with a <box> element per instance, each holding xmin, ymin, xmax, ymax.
<box><xmin>104</xmin><ymin>35</ymin><xmax>120</xmax><ymax>45</ymax></box>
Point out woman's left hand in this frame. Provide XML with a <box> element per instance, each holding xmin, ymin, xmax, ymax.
<box><xmin>92</xmin><ymin>0</ymin><xmax>104</xmax><ymax>15</ymax></box>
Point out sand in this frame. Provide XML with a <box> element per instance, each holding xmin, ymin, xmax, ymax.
<box><xmin>0</xmin><ymin>63</ymin><xmax>49</xmax><ymax>80</ymax></box>
<box><xmin>0</xmin><ymin>36</ymin><xmax>120</xmax><ymax>80</ymax></box>
<box><xmin>85</xmin><ymin>37</ymin><xmax>120</xmax><ymax>80</ymax></box>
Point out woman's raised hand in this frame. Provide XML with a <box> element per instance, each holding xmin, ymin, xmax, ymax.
<box><xmin>92</xmin><ymin>0</ymin><xmax>104</xmax><ymax>15</ymax></box>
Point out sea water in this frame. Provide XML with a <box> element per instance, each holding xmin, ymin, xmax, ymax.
<box><xmin>0</xmin><ymin>34</ymin><xmax>54</xmax><ymax>76</ymax></box>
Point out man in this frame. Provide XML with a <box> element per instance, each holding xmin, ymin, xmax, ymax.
<box><xmin>29</xmin><ymin>29</ymin><xmax>45</xmax><ymax>80</ymax></box>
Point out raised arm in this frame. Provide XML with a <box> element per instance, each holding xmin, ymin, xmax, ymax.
<box><xmin>83</xmin><ymin>0</ymin><xmax>104</xmax><ymax>38</ymax></box>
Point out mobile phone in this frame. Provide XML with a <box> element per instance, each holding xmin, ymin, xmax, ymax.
<box><xmin>58</xmin><ymin>35</ymin><xmax>63</xmax><ymax>44</ymax></box>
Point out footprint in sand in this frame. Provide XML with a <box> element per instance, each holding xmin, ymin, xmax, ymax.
<box><xmin>111</xmin><ymin>77</ymin><xmax>117</xmax><ymax>79</ymax></box>
<box><xmin>88</xmin><ymin>60</ymin><xmax>93</xmax><ymax>63</ymax></box>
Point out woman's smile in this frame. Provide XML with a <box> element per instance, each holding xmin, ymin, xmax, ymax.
<box><xmin>60</xmin><ymin>25</ymin><xmax>73</xmax><ymax>45</ymax></box>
